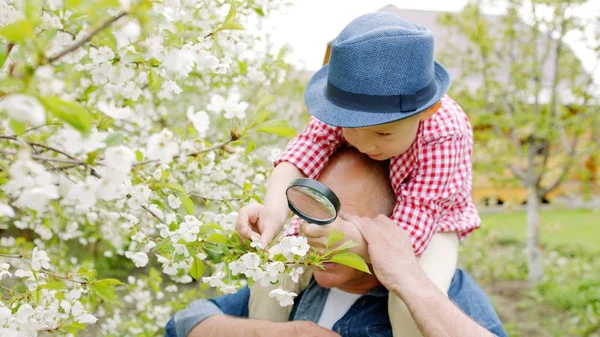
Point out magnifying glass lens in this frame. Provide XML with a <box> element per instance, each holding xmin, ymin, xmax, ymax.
<box><xmin>286</xmin><ymin>178</ymin><xmax>340</xmax><ymax>225</ymax></box>
<box><xmin>287</xmin><ymin>186</ymin><xmax>336</xmax><ymax>221</ymax></box>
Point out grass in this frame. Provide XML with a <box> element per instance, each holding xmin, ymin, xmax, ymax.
<box><xmin>476</xmin><ymin>208</ymin><xmax>600</xmax><ymax>253</ymax></box>
<box><xmin>460</xmin><ymin>207</ymin><xmax>600</xmax><ymax>337</ymax></box>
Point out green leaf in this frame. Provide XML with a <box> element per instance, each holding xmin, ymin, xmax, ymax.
<box><xmin>179</xmin><ymin>194</ymin><xmax>194</xmax><ymax>214</ymax></box>
<box><xmin>326</xmin><ymin>229</ymin><xmax>345</xmax><ymax>249</ymax></box>
<box><xmin>65</xmin><ymin>322</ymin><xmax>87</xmax><ymax>334</ymax></box>
<box><xmin>66</xmin><ymin>0</ymin><xmax>84</xmax><ymax>8</ymax></box>
<box><xmin>243</xmin><ymin>181</ymin><xmax>252</xmax><ymax>193</ymax></box>
<box><xmin>91</xmin><ymin>278</ymin><xmax>123</xmax><ymax>303</ymax></box>
<box><xmin>221</xmin><ymin>20</ymin><xmax>244</xmax><ymax>31</ymax></box>
<box><xmin>0</xmin><ymin>20</ymin><xmax>34</xmax><ymax>45</ymax></box>
<box><xmin>43</xmin><ymin>281</ymin><xmax>66</xmax><ymax>291</ymax></box>
<box><xmin>330</xmin><ymin>240</ymin><xmax>359</xmax><ymax>254</ymax></box>
<box><xmin>135</xmin><ymin>150</ymin><xmax>143</xmax><ymax>162</ymax></box>
<box><xmin>257</xmin><ymin>120</ymin><xmax>297</xmax><ymax>137</ymax></box>
<box><xmin>94</xmin><ymin>278</ymin><xmax>123</xmax><ymax>286</ymax></box>
<box><xmin>0</xmin><ymin>43</ymin><xmax>7</xmax><ymax>69</ymax></box>
<box><xmin>329</xmin><ymin>252</ymin><xmax>371</xmax><ymax>274</ymax></box>
<box><xmin>220</xmin><ymin>2</ymin><xmax>244</xmax><ymax>31</ymax></box>
<box><xmin>39</xmin><ymin>97</ymin><xmax>92</xmax><ymax>134</ymax></box>
<box><xmin>0</xmin><ymin>77</ymin><xmax>25</xmax><ymax>91</ymax></box>
<box><xmin>257</xmin><ymin>94</ymin><xmax>276</xmax><ymax>109</ymax></box>
<box><xmin>105</xmin><ymin>132</ymin><xmax>125</xmax><ymax>146</ymax></box>
<box><xmin>254</xmin><ymin>7</ymin><xmax>265</xmax><ymax>16</ymax></box>
<box><xmin>9</xmin><ymin>120</ymin><xmax>26</xmax><ymax>135</ymax></box>
<box><xmin>206</xmin><ymin>233</ymin><xmax>228</xmax><ymax>244</ymax></box>
<box><xmin>165</xmin><ymin>183</ymin><xmax>185</xmax><ymax>193</ymax></box>
<box><xmin>246</xmin><ymin>140</ymin><xmax>256</xmax><ymax>152</ymax></box>
<box><xmin>190</xmin><ymin>256</ymin><xmax>205</xmax><ymax>280</ymax></box>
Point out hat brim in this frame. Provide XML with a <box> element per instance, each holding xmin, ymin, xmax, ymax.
<box><xmin>304</xmin><ymin>62</ymin><xmax>451</xmax><ymax>128</ymax></box>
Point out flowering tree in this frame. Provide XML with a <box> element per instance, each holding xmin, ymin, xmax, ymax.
<box><xmin>0</xmin><ymin>1</ymin><xmax>368</xmax><ymax>336</ymax></box>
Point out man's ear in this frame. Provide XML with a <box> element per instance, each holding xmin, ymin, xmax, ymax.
<box><xmin>419</xmin><ymin>101</ymin><xmax>442</xmax><ymax>121</ymax></box>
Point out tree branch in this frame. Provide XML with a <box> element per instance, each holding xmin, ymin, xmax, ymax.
<box><xmin>0</xmin><ymin>149</ymin><xmax>82</xmax><ymax>165</ymax></box>
<box><xmin>133</xmin><ymin>139</ymin><xmax>234</xmax><ymax>167</ymax></box>
<box><xmin>508</xmin><ymin>164</ymin><xmax>529</xmax><ymax>184</ymax></box>
<box><xmin>141</xmin><ymin>205</ymin><xmax>166</xmax><ymax>223</ymax></box>
<box><xmin>541</xmin><ymin>133</ymin><xmax>580</xmax><ymax>196</ymax></box>
<box><xmin>47</xmin><ymin>11</ymin><xmax>128</xmax><ymax>64</ymax></box>
<box><xmin>0</xmin><ymin>253</ymin><xmax>87</xmax><ymax>285</ymax></box>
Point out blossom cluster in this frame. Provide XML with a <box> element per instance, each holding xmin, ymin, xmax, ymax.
<box><xmin>0</xmin><ymin>0</ymin><xmax>310</xmax><ymax>335</ymax></box>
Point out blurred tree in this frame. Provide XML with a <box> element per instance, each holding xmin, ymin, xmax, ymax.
<box><xmin>438</xmin><ymin>0</ymin><xmax>600</xmax><ymax>284</ymax></box>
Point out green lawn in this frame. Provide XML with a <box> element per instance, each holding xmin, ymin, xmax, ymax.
<box><xmin>477</xmin><ymin>208</ymin><xmax>600</xmax><ymax>253</ymax></box>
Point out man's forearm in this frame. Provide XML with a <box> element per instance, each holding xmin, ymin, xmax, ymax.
<box><xmin>187</xmin><ymin>315</ymin><xmax>272</xmax><ymax>337</ymax></box>
<box><xmin>391</xmin><ymin>267</ymin><xmax>495</xmax><ymax>337</ymax></box>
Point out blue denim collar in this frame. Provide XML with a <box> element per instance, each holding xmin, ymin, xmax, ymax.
<box><xmin>290</xmin><ymin>278</ymin><xmax>389</xmax><ymax>323</ymax></box>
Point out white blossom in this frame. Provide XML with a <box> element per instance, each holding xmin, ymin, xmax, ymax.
<box><xmin>0</xmin><ymin>94</ymin><xmax>46</xmax><ymax>126</ymax></box>
<box><xmin>31</xmin><ymin>247</ymin><xmax>51</xmax><ymax>271</ymax></box>
<box><xmin>131</xmin><ymin>252</ymin><xmax>149</xmax><ymax>268</ymax></box>
<box><xmin>0</xmin><ymin>263</ymin><xmax>12</xmax><ymax>280</ymax></box>
<box><xmin>103</xmin><ymin>146</ymin><xmax>135</xmax><ymax>173</ymax></box>
<box><xmin>187</xmin><ymin>106</ymin><xmax>210</xmax><ymax>138</ymax></box>
<box><xmin>207</xmin><ymin>93</ymin><xmax>249</xmax><ymax>120</ymax></box>
<box><xmin>289</xmin><ymin>266</ymin><xmax>304</xmax><ymax>283</ymax></box>
<box><xmin>0</xmin><ymin>204</ymin><xmax>15</xmax><ymax>218</ymax></box>
<box><xmin>89</xmin><ymin>46</ymin><xmax>115</xmax><ymax>64</ymax></box>
<box><xmin>269</xmin><ymin>288</ymin><xmax>296</xmax><ymax>307</ymax></box>
<box><xmin>97</xmin><ymin>101</ymin><xmax>134</xmax><ymax>120</ymax></box>
<box><xmin>147</xmin><ymin>129</ymin><xmax>179</xmax><ymax>163</ymax></box>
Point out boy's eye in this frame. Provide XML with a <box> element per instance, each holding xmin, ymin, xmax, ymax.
<box><xmin>376</xmin><ymin>132</ymin><xmax>392</xmax><ymax>136</ymax></box>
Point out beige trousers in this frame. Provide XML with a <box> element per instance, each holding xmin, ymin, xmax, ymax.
<box><xmin>249</xmin><ymin>232</ymin><xmax>459</xmax><ymax>337</ymax></box>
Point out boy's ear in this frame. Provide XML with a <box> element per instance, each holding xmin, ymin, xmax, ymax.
<box><xmin>419</xmin><ymin>101</ymin><xmax>442</xmax><ymax>121</ymax></box>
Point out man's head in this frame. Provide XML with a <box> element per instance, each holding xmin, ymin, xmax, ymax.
<box><xmin>309</xmin><ymin>147</ymin><xmax>395</xmax><ymax>293</ymax></box>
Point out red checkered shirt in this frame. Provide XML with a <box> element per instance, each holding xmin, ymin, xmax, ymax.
<box><xmin>275</xmin><ymin>95</ymin><xmax>481</xmax><ymax>256</ymax></box>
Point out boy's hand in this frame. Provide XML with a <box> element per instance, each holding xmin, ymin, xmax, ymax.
<box><xmin>300</xmin><ymin>212</ymin><xmax>370</xmax><ymax>263</ymax></box>
<box><xmin>236</xmin><ymin>203</ymin><xmax>282</xmax><ymax>245</ymax></box>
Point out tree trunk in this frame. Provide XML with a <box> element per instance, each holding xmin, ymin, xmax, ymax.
<box><xmin>526</xmin><ymin>186</ymin><xmax>544</xmax><ymax>284</ymax></box>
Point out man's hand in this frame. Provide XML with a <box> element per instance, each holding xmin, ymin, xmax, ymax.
<box><xmin>346</xmin><ymin>214</ymin><xmax>419</xmax><ymax>291</ymax></box>
<box><xmin>300</xmin><ymin>213</ymin><xmax>369</xmax><ymax>262</ymax></box>
<box><xmin>235</xmin><ymin>203</ymin><xmax>283</xmax><ymax>245</ymax></box>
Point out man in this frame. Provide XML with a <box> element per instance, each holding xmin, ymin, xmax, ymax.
<box><xmin>166</xmin><ymin>148</ymin><xmax>507</xmax><ymax>337</ymax></box>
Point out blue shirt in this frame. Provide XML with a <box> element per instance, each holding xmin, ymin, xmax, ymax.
<box><xmin>166</xmin><ymin>268</ymin><xmax>507</xmax><ymax>337</ymax></box>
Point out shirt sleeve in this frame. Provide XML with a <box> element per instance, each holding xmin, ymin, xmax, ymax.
<box><xmin>274</xmin><ymin>117</ymin><xmax>345</xmax><ymax>179</ymax></box>
<box><xmin>390</xmin><ymin>133</ymin><xmax>471</xmax><ymax>256</ymax></box>
<box><xmin>173</xmin><ymin>287</ymin><xmax>250</xmax><ymax>337</ymax></box>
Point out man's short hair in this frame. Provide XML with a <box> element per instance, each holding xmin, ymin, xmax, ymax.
<box><xmin>321</xmin><ymin>146</ymin><xmax>395</xmax><ymax>217</ymax></box>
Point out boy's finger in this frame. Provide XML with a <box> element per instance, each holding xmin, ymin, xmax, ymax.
<box><xmin>260</xmin><ymin>223</ymin><xmax>278</xmax><ymax>245</ymax></box>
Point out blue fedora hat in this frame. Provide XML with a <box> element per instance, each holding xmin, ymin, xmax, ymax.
<box><xmin>305</xmin><ymin>12</ymin><xmax>451</xmax><ymax>128</ymax></box>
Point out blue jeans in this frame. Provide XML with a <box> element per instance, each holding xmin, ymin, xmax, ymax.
<box><xmin>166</xmin><ymin>268</ymin><xmax>506</xmax><ymax>337</ymax></box>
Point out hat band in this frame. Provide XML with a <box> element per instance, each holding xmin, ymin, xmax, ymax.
<box><xmin>325</xmin><ymin>79</ymin><xmax>438</xmax><ymax>113</ymax></box>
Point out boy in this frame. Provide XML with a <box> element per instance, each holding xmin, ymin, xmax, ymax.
<box><xmin>236</xmin><ymin>12</ymin><xmax>481</xmax><ymax>336</ymax></box>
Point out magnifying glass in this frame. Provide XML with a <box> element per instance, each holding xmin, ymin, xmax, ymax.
<box><xmin>286</xmin><ymin>178</ymin><xmax>341</xmax><ymax>225</ymax></box>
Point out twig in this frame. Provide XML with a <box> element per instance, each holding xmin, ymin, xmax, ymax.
<box><xmin>133</xmin><ymin>139</ymin><xmax>234</xmax><ymax>167</ymax></box>
<box><xmin>188</xmin><ymin>192</ymin><xmax>241</xmax><ymax>202</ymax></box>
<box><xmin>0</xmin><ymin>253</ymin><xmax>23</xmax><ymax>259</ymax></box>
<box><xmin>0</xmin><ymin>253</ymin><xmax>87</xmax><ymax>285</ymax></box>
<box><xmin>18</xmin><ymin>123</ymin><xmax>62</xmax><ymax>136</ymax></box>
<box><xmin>0</xmin><ymin>149</ymin><xmax>86</xmax><ymax>165</ymax></box>
<box><xmin>141</xmin><ymin>205</ymin><xmax>166</xmax><ymax>223</ymax></box>
<box><xmin>0</xmin><ymin>135</ymin><xmax>78</xmax><ymax>161</ymax></box>
<box><xmin>0</xmin><ymin>285</ymin><xmax>17</xmax><ymax>295</ymax></box>
<box><xmin>47</xmin><ymin>11</ymin><xmax>128</xmax><ymax>63</ymax></box>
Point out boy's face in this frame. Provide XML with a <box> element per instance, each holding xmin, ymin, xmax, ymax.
<box><xmin>342</xmin><ymin>101</ymin><xmax>441</xmax><ymax>160</ymax></box>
